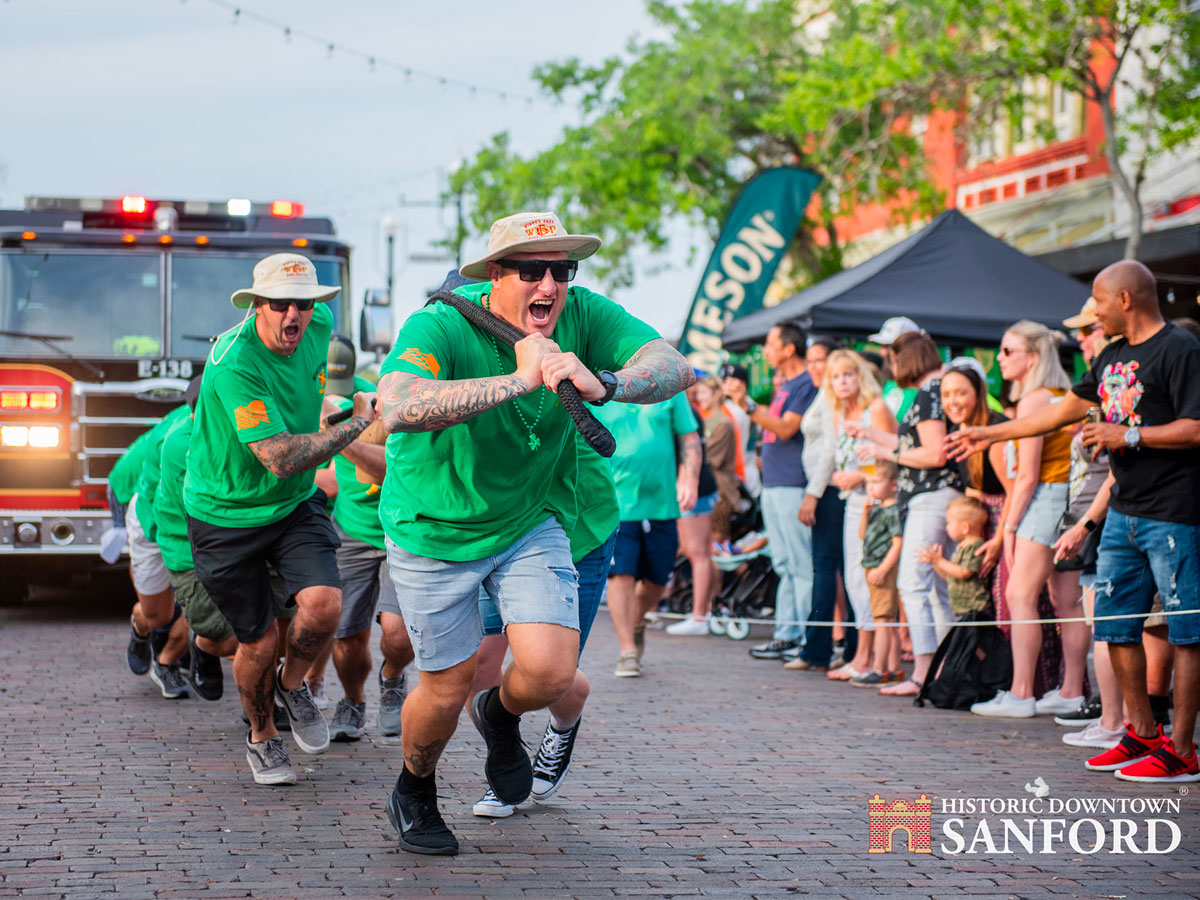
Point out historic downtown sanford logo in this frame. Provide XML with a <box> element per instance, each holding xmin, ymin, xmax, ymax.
<box><xmin>867</xmin><ymin>791</ymin><xmax>1184</xmax><ymax>855</ymax></box>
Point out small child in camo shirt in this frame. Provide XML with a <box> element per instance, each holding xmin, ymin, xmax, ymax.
<box><xmin>919</xmin><ymin>496</ymin><xmax>992</xmax><ymax>618</ymax></box>
<box><xmin>852</xmin><ymin>459</ymin><xmax>904</xmax><ymax>687</ymax></box>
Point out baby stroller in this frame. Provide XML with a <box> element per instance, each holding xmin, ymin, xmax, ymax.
<box><xmin>664</xmin><ymin>489</ymin><xmax>776</xmax><ymax>641</ymax></box>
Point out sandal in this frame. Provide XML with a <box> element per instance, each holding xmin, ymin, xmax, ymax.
<box><xmin>827</xmin><ymin>664</ymin><xmax>862</xmax><ymax>681</ymax></box>
<box><xmin>879</xmin><ymin>679</ymin><xmax>921</xmax><ymax>696</ymax></box>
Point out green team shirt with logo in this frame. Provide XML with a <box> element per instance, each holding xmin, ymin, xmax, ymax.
<box><xmin>331</xmin><ymin>375</ymin><xmax>386</xmax><ymax>550</ymax></box>
<box><xmin>378</xmin><ymin>283</ymin><xmax>658</xmax><ymax>562</ymax></box>
<box><xmin>154</xmin><ymin>413</ymin><xmax>194</xmax><ymax>572</ymax></box>
<box><xmin>184</xmin><ymin>303</ymin><xmax>333</xmax><ymax>527</ymax></box>
<box><xmin>545</xmin><ymin>432</ymin><xmax>620</xmax><ymax>564</ymax></box>
<box><xmin>132</xmin><ymin>405</ymin><xmax>191</xmax><ymax>542</ymax></box>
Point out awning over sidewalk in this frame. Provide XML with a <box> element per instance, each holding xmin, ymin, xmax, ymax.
<box><xmin>722</xmin><ymin>210</ymin><xmax>1090</xmax><ymax>350</ymax></box>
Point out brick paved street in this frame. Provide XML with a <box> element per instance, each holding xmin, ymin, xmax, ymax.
<box><xmin>1</xmin><ymin>587</ymin><xmax>1198</xmax><ymax>899</ymax></box>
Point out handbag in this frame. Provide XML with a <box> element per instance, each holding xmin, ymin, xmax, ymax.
<box><xmin>1052</xmin><ymin>510</ymin><xmax>1100</xmax><ymax>572</ymax></box>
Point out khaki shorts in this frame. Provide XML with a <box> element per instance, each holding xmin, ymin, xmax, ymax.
<box><xmin>868</xmin><ymin>566</ymin><xmax>900</xmax><ymax>620</ymax></box>
<box><xmin>125</xmin><ymin>494</ymin><xmax>170</xmax><ymax>596</ymax></box>
<box><xmin>168</xmin><ymin>567</ymin><xmax>294</xmax><ymax>644</ymax></box>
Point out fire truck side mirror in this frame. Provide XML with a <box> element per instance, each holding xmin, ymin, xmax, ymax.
<box><xmin>360</xmin><ymin>305</ymin><xmax>393</xmax><ymax>354</ymax></box>
<box><xmin>363</xmin><ymin>288</ymin><xmax>390</xmax><ymax>307</ymax></box>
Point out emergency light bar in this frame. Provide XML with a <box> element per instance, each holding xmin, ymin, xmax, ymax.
<box><xmin>26</xmin><ymin>196</ymin><xmax>307</xmax><ymax>220</ymax></box>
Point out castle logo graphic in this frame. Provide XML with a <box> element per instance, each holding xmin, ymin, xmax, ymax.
<box><xmin>868</xmin><ymin>794</ymin><xmax>932</xmax><ymax>853</ymax></box>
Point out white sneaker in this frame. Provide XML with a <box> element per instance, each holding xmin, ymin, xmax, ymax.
<box><xmin>472</xmin><ymin>788</ymin><xmax>515</xmax><ymax>818</ymax></box>
<box><xmin>970</xmin><ymin>690</ymin><xmax>1036</xmax><ymax>718</ymax></box>
<box><xmin>665</xmin><ymin>617</ymin><xmax>710</xmax><ymax>636</ymax></box>
<box><xmin>1034</xmin><ymin>688</ymin><xmax>1085</xmax><ymax>715</ymax></box>
<box><xmin>1063</xmin><ymin>721</ymin><xmax>1125</xmax><ymax>749</ymax></box>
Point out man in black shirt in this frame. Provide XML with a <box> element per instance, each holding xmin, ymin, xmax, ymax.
<box><xmin>947</xmin><ymin>260</ymin><xmax>1200</xmax><ymax>784</ymax></box>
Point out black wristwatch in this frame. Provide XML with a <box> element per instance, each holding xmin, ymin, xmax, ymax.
<box><xmin>1082</xmin><ymin>518</ymin><xmax>1096</xmax><ymax>533</ymax></box>
<box><xmin>591</xmin><ymin>370</ymin><xmax>618</xmax><ymax>406</ymax></box>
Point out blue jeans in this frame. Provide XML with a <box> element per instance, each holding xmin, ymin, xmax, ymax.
<box><xmin>1094</xmin><ymin>510</ymin><xmax>1200</xmax><ymax>645</ymax></box>
<box><xmin>802</xmin><ymin>487</ymin><xmax>847</xmax><ymax>666</ymax></box>
<box><xmin>761</xmin><ymin>486</ymin><xmax>813</xmax><ymax>643</ymax></box>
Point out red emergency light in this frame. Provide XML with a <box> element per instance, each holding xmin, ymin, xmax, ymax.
<box><xmin>121</xmin><ymin>195</ymin><xmax>148</xmax><ymax>214</ymax></box>
<box><xmin>271</xmin><ymin>201</ymin><xmax>304</xmax><ymax>218</ymax></box>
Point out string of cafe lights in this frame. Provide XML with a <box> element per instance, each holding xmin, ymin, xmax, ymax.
<box><xmin>197</xmin><ymin>0</ymin><xmax>551</xmax><ymax>107</ymax></box>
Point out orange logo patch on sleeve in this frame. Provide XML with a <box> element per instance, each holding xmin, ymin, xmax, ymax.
<box><xmin>234</xmin><ymin>400</ymin><xmax>271</xmax><ymax>430</ymax></box>
<box><xmin>398</xmin><ymin>348</ymin><xmax>441</xmax><ymax>378</ymax></box>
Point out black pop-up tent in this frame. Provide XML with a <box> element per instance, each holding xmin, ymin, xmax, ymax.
<box><xmin>721</xmin><ymin>209</ymin><xmax>1090</xmax><ymax>350</ymax></box>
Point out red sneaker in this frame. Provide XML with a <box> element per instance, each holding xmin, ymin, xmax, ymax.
<box><xmin>1115</xmin><ymin>741</ymin><xmax>1200</xmax><ymax>783</ymax></box>
<box><xmin>1084</xmin><ymin>723</ymin><xmax>1163</xmax><ymax>772</ymax></box>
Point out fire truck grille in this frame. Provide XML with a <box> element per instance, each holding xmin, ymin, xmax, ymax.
<box><xmin>77</xmin><ymin>387</ymin><xmax>177</xmax><ymax>484</ymax></box>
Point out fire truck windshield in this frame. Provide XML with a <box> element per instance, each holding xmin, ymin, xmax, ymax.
<box><xmin>0</xmin><ymin>251</ymin><xmax>162</xmax><ymax>359</ymax></box>
<box><xmin>0</xmin><ymin>250</ymin><xmax>347</xmax><ymax>362</ymax></box>
<box><xmin>170</xmin><ymin>253</ymin><xmax>345</xmax><ymax>354</ymax></box>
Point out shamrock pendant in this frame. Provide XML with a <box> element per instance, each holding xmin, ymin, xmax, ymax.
<box><xmin>527</xmin><ymin>433</ymin><xmax>541</xmax><ymax>451</ymax></box>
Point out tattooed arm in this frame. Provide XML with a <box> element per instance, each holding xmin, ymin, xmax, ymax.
<box><xmin>250</xmin><ymin>416</ymin><xmax>372</xmax><ymax>479</ymax></box>
<box><xmin>378</xmin><ymin>370</ymin><xmax>531</xmax><ymax>433</ymax></box>
<box><xmin>613</xmin><ymin>338</ymin><xmax>696</xmax><ymax>404</ymax></box>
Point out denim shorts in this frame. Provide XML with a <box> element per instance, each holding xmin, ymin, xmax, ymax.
<box><xmin>1093</xmin><ymin>510</ymin><xmax>1200</xmax><ymax>646</ymax></box>
<box><xmin>480</xmin><ymin>531</ymin><xmax>616</xmax><ymax>656</ymax></box>
<box><xmin>611</xmin><ymin>519</ymin><xmax>678</xmax><ymax>586</ymax></box>
<box><xmin>1016</xmin><ymin>481</ymin><xmax>1068</xmax><ymax>548</ymax></box>
<box><xmin>333</xmin><ymin>524</ymin><xmax>396</xmax><ymax>639</ymax></box>
<box><xmin>680</xmin><ymin>491</ymin><xmax>719</xmax><ymax>519</ymax></box>
<box><xmin>385</xmin><ymin>517</ymin><xmax>579</xmax><ymax>672</ymax></box>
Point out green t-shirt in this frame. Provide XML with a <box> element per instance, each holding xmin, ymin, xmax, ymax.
<box><xmin>332</xmin><ymin>375</ymin><xmax>385</xmax><ymax>550</ymax></box>
<box><xmin>882</xmin><ymin>381</ymin><xmax>918</xmax><ymax>422</ymax></box>
<box><xmin>595</xmin><ymin>392</ymin><xmax>697</xmax><ymax>522</ymax></box>
<box><xmin>862</xmin><ymin>502</ymin><xmax>902</xmax><ymax>569</ymax></box>
<box><xmin>108</xmin><ymin>429</ymin><xmax>155</xmax><ymax>506</ymax></box>
<box><xmin>154</xmin><ymin>413</ymin><xmax>194</xmax><ymax>572</ymax></box>
<box><xmin>949</xmin><ymin>537</ymin><xmax>991</xmax><ymax>617</ymax></box>
<box><xmin>184</xmin><ymin>303</ymin><xmax>334</xmax><ymax>527</ymax></box>
<box><xmin>378</xmin><ymin>283</ymin><xmax>658</xmax><ymax>561</ymax></box>
<box><xmin>133</xmin><ymin>405</ymin><xmax>190</xmax><ymax>542</ymax></box>
<box><xmin>551</xmin><ymin>433</ymin><xmax>619</xmax><ymax>563</ymax></box>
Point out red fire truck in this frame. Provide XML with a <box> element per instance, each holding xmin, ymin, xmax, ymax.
<box><xmin>0</xmin><ymin>195</ymin><xmax>355</xmax><ymax>601</ymax></box>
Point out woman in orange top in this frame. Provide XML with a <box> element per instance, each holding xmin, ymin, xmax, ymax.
<box><xmin>970</xmin><ymin>320</ymin><xmax>1088</xmax><ymax>720</ymax></box>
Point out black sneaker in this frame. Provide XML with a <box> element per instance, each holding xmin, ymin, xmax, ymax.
<box><xmin>187</xmin><ymin>630</ymin><xmax>224</xmax><ymax>702</ymax></box>
<box><xmin>329</xmin><ymin>698</ymin><xmax>366</xmax><ymax>742</ymax></box>
<box><xmin>149</xmin><ymin>658</ymin><xmax>190</xmax><ymax>699</ymax></box>
<box><xmin>469</xmin><ymin>687</ymin><xmax>532</xmax><ymax>805</ymax></box>
<box><xmin>386</xmin><ymin>785</ymin><xmax>458</xmax><ymax>856</ymax></box>
<box><xmin>750</xmin><ymin>639</ymin><xmax>799</xmax><ymax>660</ymax></box>
<box><xmin>1053</xmin><ymin>694</ymin><xmax>1102</xmax><ymax>726</ymax></box>
<box><xmin>126</xmin><ymin>616</ymin><xmax>151</xmax><ymax>675</ymax></box>
<box><xmin>531</xmin><ymin>718</ymin><xmax>581</xmax><ymax>801</ymax></box>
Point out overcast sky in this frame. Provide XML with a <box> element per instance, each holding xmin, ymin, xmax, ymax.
<box><xmin>1</xmin><ymin>0</ymin><xmax>708</xmax><ymax>340</ymax></box>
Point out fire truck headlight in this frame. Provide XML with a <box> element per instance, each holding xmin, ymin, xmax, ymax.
<box><xmin>28</xmin><ymin>426</ymin><xmax>59</xmax><ymax>448</ymax></box>
<box><xmin>1</xmin><ymin>426</ymin><xmax>29</xmax><ymax>447</ymax></box>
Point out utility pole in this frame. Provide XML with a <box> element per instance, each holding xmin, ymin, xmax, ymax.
<box><xmin>381</xmin><ymin>214</ymin><xmax>397</xmax><ymax>298</ymax></box>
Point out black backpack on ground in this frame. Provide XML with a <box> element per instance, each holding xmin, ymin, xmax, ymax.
<box><xmin>915</xmin><ymin>610</ymin><xmax>1012</xmax><ymax>710</ymax></box>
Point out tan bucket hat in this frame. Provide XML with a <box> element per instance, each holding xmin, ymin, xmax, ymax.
<box><xmin>1062</xmin><ymin>296</ymin><xmax>1098</xmax><ymax>329</ymax></box>
<box><xmin>230</xmin><ymin>252</ymin><xmax>341</xmax><ymax>309</ymax></box>
<box><xmin>459</xmin><ymin>211</ymin><xmax>601</xmax><ymax>279</ymax></box>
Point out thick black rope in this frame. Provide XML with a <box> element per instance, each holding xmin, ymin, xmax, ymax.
<box><xmin>423</xmin><ymin>290</ymin><xmax>616</xmax><ymax>457</ymax></box>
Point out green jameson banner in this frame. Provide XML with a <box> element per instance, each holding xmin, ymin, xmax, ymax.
<box><xmin>678</xmin><ymin>167</ymin><xmax>821</xmax><ymax>372</ymax></box>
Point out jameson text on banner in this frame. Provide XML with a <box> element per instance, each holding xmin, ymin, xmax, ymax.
<box><xmin>678</xmin><ymin>167</ymin><xmax>821</xmax><ymax>372</ymax></box>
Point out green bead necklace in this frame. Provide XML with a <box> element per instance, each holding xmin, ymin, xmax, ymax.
<box><xmin>483</xmin><ymin>293</ymin><xmax>545</xmax><ymax>451</ymax></box>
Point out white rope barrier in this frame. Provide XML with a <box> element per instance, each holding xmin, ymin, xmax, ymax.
<box><xmin>645</xmin><ymin>608</ymin><xmax>1198</xmax><ymax>629</ymax></box>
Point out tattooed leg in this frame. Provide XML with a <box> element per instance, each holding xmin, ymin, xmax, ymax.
<box><xmin>399</xmin><ymin>657</ymin><xmax>478</xmax><ymax>778</ymax></box>
<box><xmin>613</xmin><ymin>337</ymin><xmax>696</xmax><ymax>404</ymax></box>
<box><xmin>234</xmin><ymin>626</ymin><xmax>280</xmax><ymax>743</ymax></box>
<box><xmin>280</xmin><ymin>585</ymin><xmax>341</xmax><ymax>691</ymax></box>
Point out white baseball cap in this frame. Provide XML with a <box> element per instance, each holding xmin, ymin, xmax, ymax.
<box><xmin>868</xmin><ymin>316</ymin><xmax>921</xmax><ymax>345</ymax></box>
<box><xmin>230</xmin><ymin>253</ymin><xmax>341</xmax><ymax>310</ymax></box>
<box><xmin>947</xmin><ymin>356</ymin><xmax>989</xmax><ymax>384</ymax></box>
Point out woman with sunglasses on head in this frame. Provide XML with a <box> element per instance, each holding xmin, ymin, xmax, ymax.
<box><xmin>940</xmin><ymin>363</ymin><xmax>1012</xmax><ymax>613</ymax></box>
<box><xmin>969</xmin><ymin>320</ymin><xmax>1089</xmax><ymax>719</ymax></box>
<box><xmin>847</xmin><ymin>331</ymin><xmax>963</xmax><ymax>697</ymax></box>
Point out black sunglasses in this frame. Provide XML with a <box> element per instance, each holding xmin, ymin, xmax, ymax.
<box><xmin>265</xmin><ymin>297</ymin><xmax>316</xmax><ymax>312</ymax></box>
<box><xmin>496</xmin><ymin>258</ymin><xmax>578</xmax><ymax>283</ymax></box>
